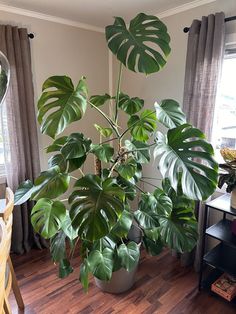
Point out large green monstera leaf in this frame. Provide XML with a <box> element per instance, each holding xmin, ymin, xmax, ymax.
<box><xmin>38</xmin><ymin>76</ymin><xmax>87</xmax><ymax>138</ymax></box>
<box><xmin>69</xmin><ymin>175</ymin><xmax>125</xmax><ymax>241</ymax></box>
<box><xmin>154</xmin><ymin>185</ymin><xmax>198</xmax><ymax>253</ymax></box>
<box><xmin>14</xmin><ymin>166</ymin><xmax>70</xmax><ymax>205</ymax></box>
<box><xmin>154</xmin><ymin>124</ymin><xmax>218</xmax><ymax>200</ymax></box>
<box><xmin>106</xmin><ymin>13</ymin><xmax>171</xmax><ymax>74</ymax></box>
<box><xmin>31</xmin><ymin>198</ymin><xmax>66</xmax><ymax>238</ymax></box>
<box><xmin>32</xmin><ymin>166</ymin><xmax>70</xmax><ymax>200</ymax></box>
<box><xmin>155</xmin><ymin>99</ymin><xmax>186</xmax><ymax>129</ymax></box>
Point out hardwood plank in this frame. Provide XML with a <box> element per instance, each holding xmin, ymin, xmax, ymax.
<box><xmin>9</xmin><ymin>248</ymin><xmax>236</xmax><ymax>313</ymax></box>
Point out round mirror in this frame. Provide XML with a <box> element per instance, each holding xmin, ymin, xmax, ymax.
<box><xmin>0</xmin><ymin>51</ymin><xmax>10</xmax><ymax>105</ymax></box>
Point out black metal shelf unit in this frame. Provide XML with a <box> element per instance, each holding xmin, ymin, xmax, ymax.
<box><xmin>199</xmin><ymin>194</ymin><xmax>236</xmax><ymax>295</ymax></box>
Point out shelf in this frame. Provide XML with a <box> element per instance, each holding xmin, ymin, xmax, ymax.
<box><xmin>206</xmin><ymin>194</ymin><xmax>236</xmax><ymax>216</ymax></box>
<box><xmin>206</xmin><ymin>219</ymin><xmax>236</xmax><ymax>248</ymax></box>
<box><xmin>204</xmin><ymin>243</ymin><xmax>236</xmax><ymax>277</ymax></box>
<box><xmin>201</xmin><ymin>268</ymin><xmax>236</xmax><ymax>304</ymax></box>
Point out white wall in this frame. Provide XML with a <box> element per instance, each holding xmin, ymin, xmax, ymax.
<box><xmin>116</xmin><ymin>0</ymin><xmax>236</xmax><ymax>191</ymax></box>
<box><xmin>0</xmin><ymin>10</ymin><xmax>109</xmax><ymax>173</ymax></box>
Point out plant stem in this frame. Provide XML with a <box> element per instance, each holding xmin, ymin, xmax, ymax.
<box><xmin>60</xmin><ymin>198</ymin><xmax>68</xmax><ymax>202</ymax></box>
<box><xmin>140</xmin><ymin>179</ymin><xmax>159</xmax><ymax>189</ymax></box>
<box><xmin>69</xmin><ymin>237</ymin><xmax>80</xmax><ymax>260</ymax></box>
<box><xmin>141</xmin><ymin>176</ymin><xmax>161</xmax><ymax>181</ymax></box>
<box><xmin>70</xmin><ymin>175</ymin><xmax>79</xmax><ymax>180</ymax></box>
<box><xmin>134</xmin><ymin>183</ymin><xmax>146</xmax><ymax>194</ymax></box>
<box><xmin>100</xmin><ymin>137</ymin><xmax>118</xmax><ymax>145</ymax></box>
<box><xmin>88</xmin><ymin>100</ymin><xmax>120</xmax><ymax>137</ymax></box>
<box><xmin>78</xmin><ymin>168</ymin><xmax>85</xmax><ymax>177</ymax></box>
<box><xmin>115</xmin><ymin>62</ymin><xmax>123</xmax><ymax>124</ymax></box>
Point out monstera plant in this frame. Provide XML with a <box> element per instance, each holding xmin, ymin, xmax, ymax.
<box><xmin>15</xmin><ymin>13</ymin><xmax>218</xmax><ymax>292</ymax></box>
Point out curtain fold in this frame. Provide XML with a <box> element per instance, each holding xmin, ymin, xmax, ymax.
<box><xmin>182</xmin><ymin>12</ymin><xmax>225</xmax><ymax>270</ymax></box>
<box><xmin>0</xmin><ymin>25</ymin><xmax>46</xmax><ymax>254</ymax></box>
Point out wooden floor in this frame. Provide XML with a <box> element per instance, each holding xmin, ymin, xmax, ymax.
<box><xmin>9</xmin><ymin>248</ymin><xmax>235</xmax><ymax>314</ymax></box>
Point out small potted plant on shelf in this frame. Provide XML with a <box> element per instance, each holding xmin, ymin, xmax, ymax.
<box><xmin>15</xmin><ymin>13</ymin><xmax>218</xmax><ymax>293</ymax></box>
<box><xmin>218</xmin><ymin>148</ymin><xmax>236</xmax><ymax>209</ymax></box>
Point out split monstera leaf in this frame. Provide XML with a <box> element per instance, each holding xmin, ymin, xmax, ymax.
<box><xmin>14</xmin><ymin>12</ymin><xmax>218</xmax><ymax>291</ymax></box>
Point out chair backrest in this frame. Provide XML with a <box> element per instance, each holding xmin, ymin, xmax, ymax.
<box><xmin>0</xmin><ymin>187</ymin><xmax>14</xmax><ymax>222</ymax></box>
<box><xmin>0</xmin><ymin>218</ymin><xmax>7</xmax><ymax>312</ymax></box>
<box><xmin>0</xmin><ymin>188</ymin><xmax>14</xmax><ymax>307</ymax></box>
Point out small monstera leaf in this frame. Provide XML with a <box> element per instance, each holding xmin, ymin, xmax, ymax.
<box><xmin>14</xmin><ymin>180</ymin><xmax>35</xmax><ymax>205</ymax></box>
<box><xmin>128</xmin><ymin>109</ymin><xmax>156</xmax><ymax>142</ymax></box>
<box><xmin>117</xmin><ymin>176</ymin><xmax>137</xmax><ymax>201</ymax></box>
<box><xmin>143</xmin><ymin>230</ymin><xmax>163</xmax><ymax>256</ymax></box>
<box><xmin>59</xmin><ymin>259</ymin><xmax>73</xmax><ymax>278</ymax></box>
<box><xmin>80</xmin><ymin>260</ymin><xmax>90</xmax><ymax>292</ymax></box>
<box><xmin>117</xmin><ymin>242</ymin><xmax>140</xmax><ymax>272</ymax></box>
<box><xmin>32</xmin><ymin>166</ymin><xmax>70</xmax><ymax>200</ymax></box>
<box><xmin>88</xmin><ymin>248</ymin><xmax>114</xmax><ymax>281</ymax></box>
<box><xmin>61</xmin><ymin>213</ymin><xmax>78</xmax><ymax>240</ymax></box>
<box><xmin>134</xmin><ymin>193</ymin><xmax>162</xmax><ymax>229</ymax></box>
<box><xmin>46</xmin><ymin>136</ymin><xmax>68</xmax><ymax>153</ymax></box>
<box><xmin>106</xmin><ymin>13</ymin><xmax>171</xmax><ymax>74</ymax></box>
<box><xmin>110</xmin><ymin>209</ymin><xmax>133</xmax><ymax>238</ymax></box>
<box><xmin>61</xmin><ymin>133</ymin><xmax>91</xmax><ymax>160</ymax></box>
<box><xmin>38</xmin><ymin>76</ymin><xmax>87</xmax><ymax>138</ymax></box>
<box><xmin>154</xmin><ymin>124</ymin><xmax>218</xmax><ymax>200</ymax></box>
<box><xmin>155</xmin><ymin>99</ymin><xmax>186</xmax><ymax>129</ymax></box>
<box><xmin>50</xmin><ymin>230</ymin><xmax>66</xmax><ymax>262</ymax></box>
<box><xmin>48</xmin><ymin>154</ymin><xmax>67</xmax><ymax>172</ymax></box>
<box><xmin>91</xmin><ymin>144</ymin><xmax>114</xmax><ymax>163</ymax></box>
<box><xmin>94</xmin><ymin>124</ymin><xmax>113</xmax><ymax>138</ymax></box>
<box><xmin>69</xmin><ymin>175</ymin><xmax>125</xmax><ymax>241</ymax></box>
<box><xmin>125</xmin><ymin>140</ymin><xmax>150</xmax><ymax>164</ymax></box>
<box><xmin>118</xmin><ymin>93</ymin><xmax>144</xmax><ymax>115</ymax></box>
<box><xmin>116</xmin><ymin>157</ymin><xmax>137</xmax><ymax>180</ymax></box>
<box><xmin>31</xmin><ymin>198</ymin><xmax>66</xmax><ymax>238</ymax></box>
<box><xmin>90</xmin><ymin>93</ymin><xmax>111</xmax><ymax>107</ymax></box>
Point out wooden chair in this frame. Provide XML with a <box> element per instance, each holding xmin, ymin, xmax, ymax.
<box><xmin>0</xmin><ymin>218</ymin><xmax>7</xmax><ymax>313</ymax></box>
<box><xmin>0</xmin><ymin>188</ymin><xmax>24</xmax><ymax>314</ymax></box>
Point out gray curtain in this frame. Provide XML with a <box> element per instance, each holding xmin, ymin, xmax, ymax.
<box><xmin>0</xmin><ymin>25</ymin><xmax>46</xmax><ymax>254</ymax></box>
<box><xmin>182</xmin><ymin>12</ymin><xmax>225</xmax><ymax>270</ymax></box>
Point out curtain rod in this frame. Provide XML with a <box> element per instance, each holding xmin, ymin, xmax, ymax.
<box><xmin>28</xmin><ymin>33</ymin><xmax>34</xmax><ymax>39</ymax></box>
<box><xmin>183</xmin><ymin>15</ymin><xmax>236</xmax><ymax>33</ymax></box>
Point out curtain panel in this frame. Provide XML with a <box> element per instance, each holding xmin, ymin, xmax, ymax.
<box><xmin>182</xmin><ymin>13</ymin><xmax>225</xmax><ymax>270</ymax></box>
<box><xmin>0</xmin><ymin>25</ymin><xmax>46</xmax><ymax>253</ymax></box>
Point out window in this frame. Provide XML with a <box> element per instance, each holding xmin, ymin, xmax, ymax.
<box><xmin>212</xmin><ymin>47</ymin><xmax>236</xmax><ymax>163</ymax></box>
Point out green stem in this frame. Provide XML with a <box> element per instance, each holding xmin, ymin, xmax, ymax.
<box><xmin>115</xmin><ymin>62</ymin><xmax>123</xmax><ymax>124</ymax></box>
<box><xmin>140</xmin><ymin>179</ymin><xmax>159</xmax><ymax>189</ymax></box>
<box><xmin>134</xmin><ymin>183</ymin><xmax>146</xmax><ymax>194</ymax></box>
<box><xmin>88</xmin><ymin>100</ymin><xmax>120</xmax><ymax>137</ymax></box>
<box><xmin>141</xmin><ymin>176</ymin><xmax>161</xmax><ymax>181</ymax></box>
<box><xmin>69</xmin><ymin>237</ymin><xmax>80</xmax><ymax>260</ymax></box>
<box><xmin>100</xmin><ymin>137</ymin><xmax>118</xmax><ymax>145</ymax></box>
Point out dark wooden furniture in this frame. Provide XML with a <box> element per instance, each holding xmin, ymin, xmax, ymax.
<box><xmin>199</xmin><ymin>193</ymin><xmax>236</xmax><ymax>303</ymax></box>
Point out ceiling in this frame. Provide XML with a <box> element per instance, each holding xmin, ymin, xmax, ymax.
<box><xmin>0</xmin><ymin>0</ymin><xmax>213</xmax><ymax>28</ymax></box>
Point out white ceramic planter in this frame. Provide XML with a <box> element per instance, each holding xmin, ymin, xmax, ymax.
<box><xmin>231</xmin><ymin>188</ymin><xmax>236</xmax><ymax>209</ymax></box>
<box><xmin>94</xmin><ymin>225</ymin><xmax>141</xmax><ymax>294</ymax></box>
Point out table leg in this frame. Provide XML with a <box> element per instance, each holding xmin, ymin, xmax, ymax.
<box><xmin>198</xmin><ymin>204</ymin><xmax>208</xmax><ymax>291</ymax></box>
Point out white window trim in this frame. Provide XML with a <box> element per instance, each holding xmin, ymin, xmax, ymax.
<box><xmin>214</xmin><ymin>34</ymin><xmax>236</xmax><ymax>195</ymax></box>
